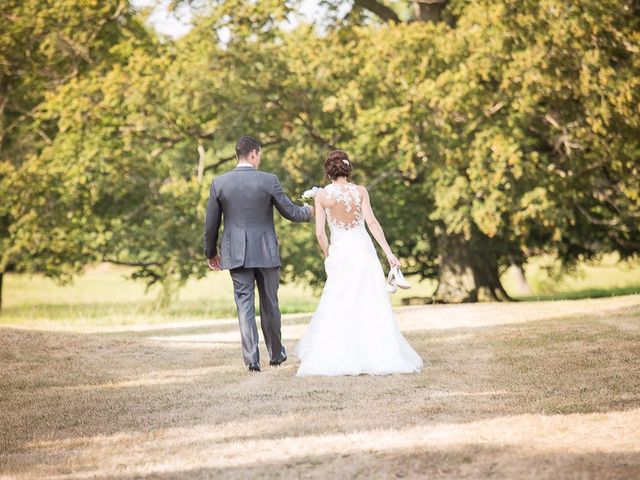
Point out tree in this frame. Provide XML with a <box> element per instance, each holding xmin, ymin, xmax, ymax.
<box><xmin>268</xmin><ymin>0</ymin><xmax>638</xmax><ymax>302</ymax></box>
<box><xmin>160</xmin><ymin>0</ymin><xmax>639</xmax><ymax>302</ymax></box>
<box><xmin>0</xmin><ymin>0</ymin><xmax>300</xmax><ymax>308</ymax></box>
<box><xmin>0</xmin><ymin>0</ymin><xmax>154</xmax><ymax>309</ymax></box>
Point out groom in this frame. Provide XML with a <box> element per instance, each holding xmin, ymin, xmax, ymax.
<box><xmin>204</xmin><ymin>136</ymin><xmax>314</xmax><ymax>372</ymax></box>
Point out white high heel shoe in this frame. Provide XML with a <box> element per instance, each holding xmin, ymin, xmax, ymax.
<box><xmin>386</xmin><ymin>269</ymin><xmax>398</xmax><ymax>293</ymax></box>
<box><xmin>386</xmin><ymin>266</ymin><xmax>411</xmax><ymax>293</ymax></box>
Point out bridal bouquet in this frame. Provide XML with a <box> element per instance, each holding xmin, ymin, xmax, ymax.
<box><xmin>300</xmin><ymin>186</ymin><xmax>322</xmax><ymax>202</ymax></box>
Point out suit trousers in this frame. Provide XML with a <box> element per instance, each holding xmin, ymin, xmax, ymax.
<box><xmin>229</xmin><ymin>266</ymin><xmax>283</xmax><ymax>365</ymax></box>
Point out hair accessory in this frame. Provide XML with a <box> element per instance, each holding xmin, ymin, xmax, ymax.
<box><xmin>342</xmin><ymin>159</ymin><xmax>350</xmax><ymax>165</ymax></box>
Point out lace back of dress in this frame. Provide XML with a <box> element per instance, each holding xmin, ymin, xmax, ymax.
<box><xmin>324</xmin><ymin>183</ymin><xmax>363</xmax><ymax>231</ymax></box>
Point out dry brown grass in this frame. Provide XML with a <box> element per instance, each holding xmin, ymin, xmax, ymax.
<box><xmin>1</xmin><ymin>295</ymin><xmax>640</xmax><ymax>479</ymax></box>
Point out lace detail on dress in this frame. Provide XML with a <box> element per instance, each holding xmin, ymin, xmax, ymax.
<box><xmin>324</xmin><ymin>183</ymin><xmax>364</xmax><ymax>231</ymax></box>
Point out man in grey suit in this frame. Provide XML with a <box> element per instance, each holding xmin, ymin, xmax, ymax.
<box><xmin>204</xmin><ymin>136</ymin><xmax>314</xmax><ymax>372</ymax></box>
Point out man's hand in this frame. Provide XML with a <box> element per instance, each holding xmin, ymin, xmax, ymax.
<box><xmin>305</xmin><ymin>204</ymin><xmax>315</xmax><ymax>216</ymax></box>
<box><xmin>207</xmin><ymin>255</ymin><xmax>222</xmax><ymax>271</ymax></box>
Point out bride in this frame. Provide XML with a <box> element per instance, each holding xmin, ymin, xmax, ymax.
<box><xmin>294</xmin><ymin>150</ymin><xmax>424</xmax><ymax>376</ymax></box>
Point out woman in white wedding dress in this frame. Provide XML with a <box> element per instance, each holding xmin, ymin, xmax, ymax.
<box><xmin>294</xmin><ymin>150</ymin><xmax>424</xmax><ymax>377</ymax></box>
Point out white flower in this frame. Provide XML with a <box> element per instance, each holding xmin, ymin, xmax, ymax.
<box><xmin>300</xmin><ymin>186</ymin><xmax>322</xmax><ymax>201</ymax></box>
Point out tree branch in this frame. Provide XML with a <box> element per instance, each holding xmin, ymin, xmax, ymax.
<box><xmin>295</xmin><ymin>113</ymin><xmax>336</xmax><ymax>149</ymax></box>
<box><xmin>414</xmin><ymin>0</ymin><xmax>449</xmax><ymax>23</ymax></box>
<box><xmin>353</xmin><ymin>0</ymin><xmax>401</xmax><ymax>23</ymax></box>
<box><xmin>369</xmin><ymin>168</ymin><xmax>399</xmax><ymax>188</ymax></box>
<box><xmin>103</xmin><ymin>258</ymin><xmax>161</xmax><ymax>268</ymax></box>
<box><xmin>617</xmin><ymin>238</ymin><xmax>640</xmax><ymax>250</ymax></box>
<box><xmin>574</xmin><ymin>203</ymin><xmax>628</xmax><ymax>231</ymax></box>
<box><xmin>202</xmin><ymin>154</ymin><xmax>235</xmax><ymax>174</ymax></box>
<box><xmin>202</xmin><ymin>137</ymin><xmax>284</xmax><ymax>174</ymax></box>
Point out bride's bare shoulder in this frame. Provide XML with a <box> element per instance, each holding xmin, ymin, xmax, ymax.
<box><xmin>353</xmin><ymin>184</ymin><xmax>369</xmax><ymax>196</ymax></box>
<box><xmin>314</xmin><ymin>188</ymin><xmax>328</xmax><ymax>203</ymax></box>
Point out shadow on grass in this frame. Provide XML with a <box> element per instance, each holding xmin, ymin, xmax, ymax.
<box><xmin>83</xmin><ymin>447</ymin><xmax>640</xmax><ymax>480</ymax></box>
<box><xmin>1</xmin><ymin>301</ymin><xmax>640</xmax><ymax>463</ymax></box>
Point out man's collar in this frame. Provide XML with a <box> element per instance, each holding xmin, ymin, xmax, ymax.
<box><xmin>236</xmin><ymin>162</ymin><xmax>255</xmax><ymax>169</ymax></box>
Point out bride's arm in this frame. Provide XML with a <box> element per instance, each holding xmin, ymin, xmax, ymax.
<box><xmin>360</xmin><ymin>186</ymin><xmax>400</xmax><ymax>268</ymax></box>
<box><xmin>315</xmin><ymin>192</ymin><xmax>329</xmax><ymax>258</ymax></box>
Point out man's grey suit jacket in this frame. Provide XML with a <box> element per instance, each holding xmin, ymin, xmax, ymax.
<box><xmin>203</xmin><ymin>166</ymin><xmax>312</xmax><ymax>270</ymax></box>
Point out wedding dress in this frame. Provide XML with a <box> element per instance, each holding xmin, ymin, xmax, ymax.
<box><xmin>294</xmin><ymin>182</ymin><xmax>424</xmax><ymax>376</ymax></box>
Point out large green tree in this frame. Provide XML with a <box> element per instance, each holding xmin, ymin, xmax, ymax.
<box><xmin>1</xmin><ymin>0</ymin><xmax>301</xmax><ymax>308</ymax></box>
<box><xmin>0</xmin><ymin>1</ymin><xmax>159</xmax><ymax>309</ymax></box>
<box><xmin>125</xmin><ymin>0</ymin><xmax>638</xmax><ymax>303</ymax></box>
<box><xmin>188</xmin><ymin>0</ymin><xmax>640</xmax><ymax>301</ymax></box>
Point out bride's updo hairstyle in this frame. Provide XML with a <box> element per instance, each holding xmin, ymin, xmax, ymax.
<box><xmin>324</xmin><ymin>150</ymin><xmax>352</xmax><ymax>180</ymax></box>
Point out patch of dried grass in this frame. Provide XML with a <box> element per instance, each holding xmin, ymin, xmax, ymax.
<box><xmin>1</xmin><ymin>295</ymin><xmax>639</xmax><ymax>479</ymax></box>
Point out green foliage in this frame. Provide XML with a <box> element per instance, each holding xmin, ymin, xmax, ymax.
<box><xmin>263</xmin><ymin>0</ymin><xmax>640</xmax><ymax>287</ymax></box>
<box><xmin>0</xmin><ymin>1</ymin><xmax>152</xmax><ymax>282</ymax></box>
<box><xmin>2</xmin><ymin>0</ymin><xmax>638</xmax><ymax>305</ymax></box>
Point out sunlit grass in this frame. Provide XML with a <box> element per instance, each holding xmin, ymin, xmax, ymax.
<box><xmin>2</xmin><ymin>254</ymin><xmax>639</xmax><ymax>327</ymax></box>
<box><xmin>1</xmin><ymin>263</ymin><xmax>431</xmax><ymax>326</ymax></box>
<box><xmin>505</xmin><ymin>254</ymin><xmax>640</xmax><ymax>301</ymax></box>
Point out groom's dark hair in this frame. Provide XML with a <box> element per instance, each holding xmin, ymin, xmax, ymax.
<box><xmin>235</xmin><ymin>136</ymin><xmax>261</xmax><ymax>159</ymax></box>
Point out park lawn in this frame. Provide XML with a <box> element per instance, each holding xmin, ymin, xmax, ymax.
<box><xmin>0</xmin><ymin>295</ymin><xmax>639</xmax><ymax>479</ymax></box>
<box><xmin>0</xmin><ymin>263</ymin><xmax>437</xmax><ymax>328</ymax></box>
<box><xmin>2</xmin><ymin>254</ymin><xmax>640</xmax><ymax>329</ymax></box>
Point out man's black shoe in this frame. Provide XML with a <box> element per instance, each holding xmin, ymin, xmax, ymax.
<box><xmin>248</xmin><ymin>363</ymin><xmax>261</xmax><ymax>372</ymax></box>
<box><xmin>270</xmin><ymin>347</ymin><xmax>288</xmax><ymax>367</ymax></box>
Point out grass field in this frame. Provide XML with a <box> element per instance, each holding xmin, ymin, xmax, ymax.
<box><xmin>2</xmin><ymin>254</ymin><xmax>640</xmax><ymax>328</ymax></box>
<box><xmin>1</xmin><ymin>295</ymin><xmax>639</xmax><ymax>479</ymax></box>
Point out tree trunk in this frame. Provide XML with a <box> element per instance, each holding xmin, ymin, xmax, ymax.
<box><xmin>354</xmin><ymin>0</ymin><xmax>401</xmax><ymax>23</ymax></box>
<box><xmin>510</xmin><ymin>262</ymin><xmax>533</xmax><ymax>296</ymax></box>
<box><xmin>0</xmin><ymin>272</ymin><xmax>3</xmax><ymax>312</ymax></box>
<box><xmin>434</xmin><ymin>232</ymin><xmax>511</xmax><ymax>303</ymax></box>
<box><xmin>197</xmin><ymin>139</ymin><xmax>205</xmax><ymax>182</ymax></box>
<box><xmin>414</xmin><ymin>0</ymin><xmax>448</xmax><ymax>23</ymax></box>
